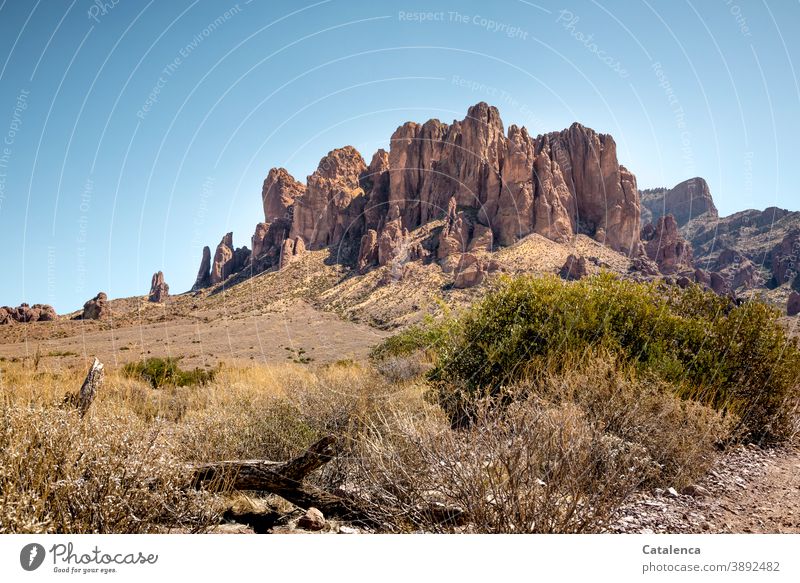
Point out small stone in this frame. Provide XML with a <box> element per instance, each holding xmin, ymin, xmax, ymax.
<box><xmin>297</xmin><ymin>507</ymin><xmax>326</xmax><ymax>531</ymax></box>
<box><xmin>680</xmin><ymin>484</ymin><xmax>710</xmax><ymax>498</ymax></box>
<box><xmin>338</xmin><ymin>525</ymin><xmax>359</xmax><ymax>534</ymax></box>
<box><xmin>666</xmin><ymin>487</ymin><xmax>680</xmax><ymax>498</ymax></box>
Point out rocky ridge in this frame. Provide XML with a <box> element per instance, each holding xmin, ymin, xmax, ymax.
<box><xmin>187</xmin><ymin>103</ymin><xmax>799</xmax><ymax>311</ymax></box>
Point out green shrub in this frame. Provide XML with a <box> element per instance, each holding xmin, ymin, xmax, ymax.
<box><xmin>122</xmin><ymin>357</ymin><xmax>216</xmax><ymax>389</ymax></box>
<box><xmin>378</xmin><ymin>274</ymin><xmax>800</xmax><ymax>441</ymax></box>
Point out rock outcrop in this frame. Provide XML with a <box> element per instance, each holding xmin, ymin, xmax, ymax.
<box><xmin>0</xmin><ymin>303</ymin><xmax>57</xmax><ymax>324</ymax></box>
<box><xmin>194</xmin><ymin>103</ymin><xmax>657</xmax><ymax>288</ymax></box>
<box><xmin>209</xmin><ymin>233</ymin><xmax>249</xmax><ymax>284</ymax></box>
<box><xmin>210</xmin><ymin>233</ymin><xmax>234</xmax><ymax>285</ymax></box>
<box><xmin>641</xmin><ymin>177</ymin><xmax>718</xmax><ymax>226</ymax></box>
<box><xmin>262</xmin><ymin>167</ymin><xmax>305</xmax><ymax>223</ymax></box>
<box><xmin>357</xmin><ymin>229</ymin><xmax>379</xmax><ymax>273</ymax></box>
<box><xmin>560</xmin><ymin>254</ymin><xmax>588</xmax><ymax>281</ymax></box>
<box><xmin>148</xmin><ymin>271</ymin><xmax>169</xmax><ymax>303</ymax></box>
<box><xmin>770</xmin><ymin>230</ymin><xmax>799</xmax><ymax>289</ymax></box>
<box><xmin>641</xmin><ymin>215</ymin><xmax>693</xmax><ymax>274</ymax></box>
<box><xmin>82</xmin><ymin>292</ymin><xmax>109</xmax><ymax>320</ymax></box>
<box><xmin>788</xmin><ymin>292</ymin><xmax>800</xmax><ymax>316</ymax></box>
<box><xmin>290</xmin><ymin>146</ymin><xmax>366</xmax><ymax>249</ymax></box>
<box><xmin>192</xmin><ymin>246</ymin><xmax>212</xmax><ymax>291</ymax></box>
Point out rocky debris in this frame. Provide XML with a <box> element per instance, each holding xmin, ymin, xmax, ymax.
<box><xmin>82</xmin><ymin>292</ymin><xmax>109</xmax><ymax>320</ymax></box>
<box><xmin>296</xmin><ymin>507</ymin><xmax>326</xmax><ymax>531</ymax></box>
<box><xmin>610</xmin><ymin>444</ymin><xmax>797</xmax><ymax>534</ymax></box>
<box><xmin>357</xmin><ymin>229</ymin><xmax>379</xmax><ymax>273</ymax></box>
<box><xmin>148</xmin><ymin>271</ymin><xmax>169</xmax><ymax>303</ymax></box>
<box><xmin>451</xmin><ymin>253</ymin><xmax>500</xmax><ymax>289</ymax></box>
<box><xmin>641</xmin><ymin>215</ymin><xmax>693</xmax><ymax>274</ymax></box>
<box><xmin>640</xmin><ymin>177</ymin><xmax>718</xmax><ymax>227</ymax></box>
<box><xmin>192</xmin><ymin>246</ymin><xmax>212</xmax><ymax>290</ymax></box>
<box><xmin>559</xmin><ymin>254</ymin><xmax>588</xmax><ymax>281</ymax></box>
<box><xmin>770</xmin><ymin>230</ymin><xmax>800</xmax><ymax>289</ymax></box>
<box><xmin>0</xmin><ymin>303</ymin><xmax>57</xmax><ymax>324</ymax></box>
<box><xmin>788</xmin><ymin>292</ymin><xmax>800</xmax><ymax>316</ymax></box>
<box><xmin>262</xmin><ymin>167</ymin><xmax>304</xmax><ymax>223</ymax></box>
<box><xmin>279</xmin><ymin>236</ymin><xmax>305</xmax><ymax>269</ymax></box>
<box><xmin>629</xmin><ymin>256</ymin><xmax>660</xmax><ymax>277</ymax></box>
<box><xmin>290</xmin><ymin>146</ymin><xmax>367</xmax><ymax>249</ymax></box>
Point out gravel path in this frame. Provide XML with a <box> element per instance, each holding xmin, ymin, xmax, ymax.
<box><xmin>611</xmin><ymin>444</ymin><xmax>800</xmax><ymax>534</ymax></box>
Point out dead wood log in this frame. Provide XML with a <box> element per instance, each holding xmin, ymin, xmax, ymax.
<box><xmin>192</xmin><ymin>435</ymin><xmax>377</xmax><ymax>526</ymax></box>
<box><xmin>64</xmin><ymin>357</ymin><xmax>103</xmax><ymax>416</ymax></box>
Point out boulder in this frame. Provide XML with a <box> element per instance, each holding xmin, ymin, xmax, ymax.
<box><xmin>629</xmin><ymin>256</ymin><xmax>660</xmax><ymax>277</ymax></box>
<box><xmin>560</xmin><ymin>254</ymin><xmax>588</xmax><ymax>281</ymax></box>
<box><xmin>297</xmin><ymin>507</ymin><xmax>326</xmax><ymax>531</ymax></box>
<box><xmin>148</xmin><ymin>271</ymin><xmax>169</xmax><ymax>303</ymax></box>
<box><xmin>83</xmin><ymin>292</ymin><xmax>109</xmax><ymax>320</ymax></box>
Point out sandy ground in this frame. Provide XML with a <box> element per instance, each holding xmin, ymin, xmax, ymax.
<box><xmin>0</xmin><ymin>300</ymin><xmax>388</xmax><ymax>370</ymax></box>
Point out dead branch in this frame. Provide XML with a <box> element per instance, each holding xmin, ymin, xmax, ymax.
<box><xmin>191</xmin><ymin>435</ymin><xmax>377</xmax><ymax>526</ymax></box>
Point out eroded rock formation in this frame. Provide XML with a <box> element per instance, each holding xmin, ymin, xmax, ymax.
<box><xmin>148</xmin><ymin>271</ymin><xmax>169</xmax><ymax>303</ymax></box>
<box><xmin>0</xmin><ymin>303</ymin><xmax>57</xmax><ymax>324</ymax></box>
<box><xmin>641</xmin><ymin>215</ymin><xmax>693</xmax><ymax>275</ymax></box>
<box><xmin>82</xmin><ymin>292</ymin><xmax>109</xmax><ymax>320</ymax></box>
<box><xmin>192</xmin><ymin>246</ymin><xmax>212</xmax><ymax>291</ymax></box>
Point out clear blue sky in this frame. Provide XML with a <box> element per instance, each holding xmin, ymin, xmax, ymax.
<box><xmin>0</xmin><ymin>0</ymin><xmax>797</xmax><ymax>312</ymax></box>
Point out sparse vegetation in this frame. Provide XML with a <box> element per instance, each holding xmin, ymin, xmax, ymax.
<box><xmin>121</xmin><ymin>357</ymin><xmax>217</xmax><ymax>389</ymax></box>
<box><xmin>377</xmin><ymin>274</ymin><xmax>800</xmax><ymax>442</ymax></box>
<box><xmin>0</xmin><ymin>274</ymin><xmax>797</xmax><ymax>533</ymax></box>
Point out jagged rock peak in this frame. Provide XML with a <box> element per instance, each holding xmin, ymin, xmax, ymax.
<box><xmin>192</xmin><ymin>246</ymin><xmax>212</xmax><ymax>291</ymax></box>
<box><xmin>262</xmin><ymin>167</ymin><xmax>305</xmax><ymax>223</ymax></box>
<box><xmin>290</xmin><ymin>146</ymin><xmax>367</xmax><ymax>249</ymax></box>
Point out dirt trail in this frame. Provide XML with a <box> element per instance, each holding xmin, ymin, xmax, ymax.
<box><xmin>611</xmin><ymin>444</ymin><xmax>800</xmax><ymax>534</ymax></box>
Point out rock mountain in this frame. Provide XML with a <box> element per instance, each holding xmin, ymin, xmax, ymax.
<box><xmin>190</xmin><ymin>102</ymin><xmax>799</xmax><ymax>314</ymax></box>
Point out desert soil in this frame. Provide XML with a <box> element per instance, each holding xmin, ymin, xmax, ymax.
<box><xmin>612</xmin><ymin>443</ymin><xmax>800</xmax><ymax>534</ymax></box>
<box><xmin>0</xmin><ymin>299</ymin><xmax>388</xmax><ymax>370</ymax></box>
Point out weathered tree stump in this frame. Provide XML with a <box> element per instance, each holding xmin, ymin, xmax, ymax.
<box><xmin>74</xmin><ymin>357</ymin><xmax>103</xmax><ymax>416</ymax></box>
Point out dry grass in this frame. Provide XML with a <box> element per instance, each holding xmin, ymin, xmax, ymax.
<box><xmin>0</xmin><ymin>347</ymin><xmax>744</xmax><ymax>533</ymax></box>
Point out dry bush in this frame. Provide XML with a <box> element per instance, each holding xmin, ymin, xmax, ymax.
<box><xmin>348</xmin><ymin>399</ymin><xmax>654</xmax><ymax>533</ymax></box>
<box><xmin>0</xmin><ymin>405</ymin><xmax>216</xmax><ymax>533</ymax></box>
<box><xmin>525</xmin><ymin>354</ymin><xmax>733</xmax><ymax>488</ymax></box>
